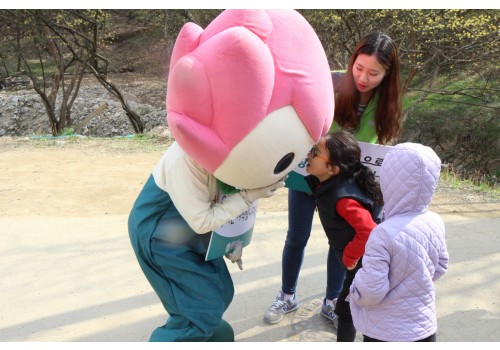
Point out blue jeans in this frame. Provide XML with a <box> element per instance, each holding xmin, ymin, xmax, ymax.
<box><xmin>281</xmin><ymin>189</ymin><xmax>345</xmax><ymax>300</ymax></box>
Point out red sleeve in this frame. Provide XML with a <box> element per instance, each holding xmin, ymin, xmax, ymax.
<box><xmin>335</xmin><ymin>197</ymin><xmax>377</xmax><ymax>268</ymax></box>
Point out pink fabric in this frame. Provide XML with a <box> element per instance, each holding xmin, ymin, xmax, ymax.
<box><xmin>166</xmin><ymin>9</ymin><xmax>334</xmax><ymax>175</ymax></box>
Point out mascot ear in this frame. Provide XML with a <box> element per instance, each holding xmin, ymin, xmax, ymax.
<box><xmin>167</xmin><ymin>26</ymin><xmax>275</xmax><ymax>173</ymax></box>
<box><xmin>166</xmin><ymin>56</ymin><xmax>213</xmax><ymax>131</ymax></box>
<box><xmin>167</xmin><ymin>22</ymin><xmax>209</xmax><ymax>124</ymax></box>
<box><xmin>166</xmin><ymin>10</ymin><xmax>333</xmax><ymax>189</ymax></box>
<box><xmin>169</xmin><ymin>22</ymin><xmax>203</xmax><ymax>69</ymax></box>
<box><xmin>201</xmin><ymin>9</ymin><xmax>272</xmax><ymax>42</ymax></box>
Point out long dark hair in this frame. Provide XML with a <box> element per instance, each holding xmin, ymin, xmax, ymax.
<box><xmin>334</xmin><ymin>32</ymin><xmax>402</xmax><ymax>145</ymax></box>
<box><xmin>325</xmin><ymin>130</ymin><xmax>383</xmax><ymax>206</ymax></box>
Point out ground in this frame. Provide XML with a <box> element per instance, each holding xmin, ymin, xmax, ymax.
<box><xmin>1</xmin><ymin>136</ymin><xmax>498</xmax><ymax>218</ymax></box>
<box><xmin>1</xmin><ymin>136</ymin><xmax>499</xmax><ymax>342</ymax></box>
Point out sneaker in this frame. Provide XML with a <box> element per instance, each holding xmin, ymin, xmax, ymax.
<box><xmin>321</xmin><ymin>297</ymin><xmax>337</xmax><ymax>322</ymax></box>
<box><xmin>263</xmin><ymin>290</ymin><xmax>299</xmax><ymax>324</ymax></box>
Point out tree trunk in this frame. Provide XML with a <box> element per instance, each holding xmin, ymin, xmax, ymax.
<box><xmin>402</xmin><ymin>66</ymin><xmax>417</xmax><ymax>95</ymax></box>
<box><xmin>16</xmin><ymin>21</ymin><xmax>22</xmax><ymax>72</ymax></box>
<box><xmin>94</xmin><ymin>75</ymin><xmax>144</xmax><ymax>133</ymax></box>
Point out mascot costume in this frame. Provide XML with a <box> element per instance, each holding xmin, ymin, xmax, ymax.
<box><xmin>128</xmin><ymin>9</ymin><xmax>334</xmax><ymax>342</ymax></box>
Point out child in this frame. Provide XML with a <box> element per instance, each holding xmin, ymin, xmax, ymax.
<box><xmin>304</xmin><ymin>130</ymin><xmax>383</xmax><ymax>341</ymax></box>
<box><xmin>349</xmin><ymin>142</ymin><xmax>449</xmax><ymax>342</ymax></box>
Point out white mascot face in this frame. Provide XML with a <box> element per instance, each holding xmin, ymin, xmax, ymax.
<box><xmin>166</xmin><ymin>10</ymin><xmax>334</xmax><ymax>189</ymax></box>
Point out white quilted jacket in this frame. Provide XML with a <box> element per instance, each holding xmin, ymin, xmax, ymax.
<box><xmin>349</xmin><ymin>142</ymin><xmax>449</xmax><ymax>341</ymax></box>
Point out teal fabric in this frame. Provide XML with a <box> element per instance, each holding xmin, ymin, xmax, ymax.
<box><xmin>207</xmin><ymin>319</ymin><xmax>235</xmax><ymax>342</ymax></box>
<box><xmin>128</xmin><ymin>174</ymin><xmax>234</xmax><ymax>341</ymax></box>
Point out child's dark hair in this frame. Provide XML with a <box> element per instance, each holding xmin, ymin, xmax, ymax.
<box><xmin>325</xmin><ymin>130</ymin><xmax>383</xmax><ymax>206</ymax></box>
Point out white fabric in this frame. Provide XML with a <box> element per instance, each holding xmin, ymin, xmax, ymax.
<box><xmin>349</xmin><ymin>143</ymin><xmax>449</xmax><ymax>341</ymax></box>
<box><xmin>152</xmin><ymin>141</ymin><xmax>250</xmax><ymax>234</ymax></box>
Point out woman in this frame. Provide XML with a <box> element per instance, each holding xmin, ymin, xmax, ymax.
<box><xmin>264</xmin><ymin>32</ymin><xmax>402</xmax><ymax>326</ymax></box>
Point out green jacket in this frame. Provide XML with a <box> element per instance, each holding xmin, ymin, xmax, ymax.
<box><xmin>329</xmin><ymin>71</ymin><xmax>379</xmax><ymax>144</ymax></box>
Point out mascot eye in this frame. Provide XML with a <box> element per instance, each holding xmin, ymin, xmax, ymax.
<box><xmin>274</xmin><ymin>152</ymin><xmax>295</xmax><ymax>175</ymax></box>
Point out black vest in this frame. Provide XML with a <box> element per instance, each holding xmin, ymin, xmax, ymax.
<box><xmin>305</xmin><ymin>174</ymin><xmax>381</xmax><ymax>251</ymax></box>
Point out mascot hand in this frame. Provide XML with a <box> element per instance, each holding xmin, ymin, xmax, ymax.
<box><xmin>240</xmin><ymin>177</ymin><xmax>286</xmax><ymax>205</ymax></box>
<box><xmin>225</xmin><ymin>240</ymin><xmax>243</xmax><ymax>270</ymax></box>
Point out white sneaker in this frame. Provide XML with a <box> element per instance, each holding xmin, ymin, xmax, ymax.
<box><xmin>320</xmin><ymin>297</ymin><xmax>337</xmax><ymax>322</ymax></box>
<box><xmin>263</xmin><ymin>290</ymin><xmax>299</xmax><ymax>324</ymax></box>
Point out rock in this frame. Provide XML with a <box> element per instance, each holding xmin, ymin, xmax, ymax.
<box><xmin>0</xmin><ymin>75</ymin><xmax>166</xmax><ymax>138</ymax></box>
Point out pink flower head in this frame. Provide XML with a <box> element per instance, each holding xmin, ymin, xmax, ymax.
<box><xmin>167</xmin><ymin>9</ymin><xmax>334</xmax><ymax>188</ymax></box>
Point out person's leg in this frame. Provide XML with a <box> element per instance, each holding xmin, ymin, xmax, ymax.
<box><xmin>281</xmin><ymin>189</ymin><xmax>316</xmax><ymax>294</ymax></box>
<box><xmin>334</xmin><ymin>253</ymin><xmax>360</xmax><ymax>342</ymax></box>
<box><xmin>321</xmin><ymin>244</ymin><xmax>346</xmax><ymax>321</ymax></box>
<box><xmin>326</xmin><ymin>243</ymin><xmax>346</xmax><ymax>300</ymax></box>
<box><xmin>363</xmin><ymin>333</ymin><xmax>436</xmax><ymax>342</ymax></box>
<box><xmin>264</xmin><ymin>189</ymin><xmax>315</xmax><ymax>324</ymax></box>
<box><xmin>147</xmin><ymin>235</ymin><xmax>234</xmax><ymax>342</ymax></box>
<box><xmin>130</xmin><ymin>194</ymin><xmax>234</xmax><ymax>342</ymax></box>
<box><xmin>417</xmin><ymin>333</ymin><xmax>436</xmax><ymax>342</ymax></box>
<box><xmin>334</xmin><ymin>281</ymin><xmax>357</xmax><ymax>341</ymax></box>
<box><xmin>363</xmin><ymin>335</ymin><xmax>383</xmax><ymax>342</ymax></box>
<box><xmin>207</xmin><ymin>319</ymin><xmax>234</xmax><ymax>342</ymax></box>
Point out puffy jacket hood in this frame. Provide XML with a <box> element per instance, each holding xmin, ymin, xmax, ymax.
<box><xmin>380</xmin><ymin>143</ymin><xmax>441</xmax><ymax>219</ymax></box>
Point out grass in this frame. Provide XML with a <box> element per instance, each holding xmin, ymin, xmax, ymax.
<box><xmin>404</xmin><ymin>69</ymin><xmax>499</xmax><ymax>113</ymax></box>
<box><xmin>402</xmin><ymin>70</ymin><xmax>499</xmax><ymax>192</ymax></box>
<box><xmin>0</xmin><ymin>133</ymin><xmax>170</xmax><ymax>154</ymax></box>
<box><xmin>440</xmin><ymin>168</ymin><xmax>500</xmax><ymax>199</ymax></box>
<box><xmin>24</xmin><ymin>60</ymin><xmax>58</xmax><ymax>77</ymax></box>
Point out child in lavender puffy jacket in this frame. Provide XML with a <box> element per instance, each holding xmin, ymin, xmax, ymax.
<box><xmin>349</xmin><ymin>142</ymin><xmax>449</xmax><ymax>342</ymax></box>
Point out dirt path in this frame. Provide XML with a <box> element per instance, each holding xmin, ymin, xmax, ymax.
<box><xmin>1</xmin><ymin>136</ymin><xmax>499</xmax><ymax>342</ymax></box>
<box><xmin>1</xmin><ymin>136</ymin><xmax>498</xmax><ymax>218</ymax></box>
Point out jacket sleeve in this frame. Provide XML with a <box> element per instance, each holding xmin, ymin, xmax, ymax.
<box><xmin>433</xmin><ymin>246</ymin><xmax>449</xmax><ymax>281</ymax></box>
<box><xmin>336</xmin><ymin>198</ymin><xmax>377</xmax><ymax>268</ymax></box>
<box><xmin>349</xmin><ymin>227</ymin><xmax>391</xmax><ymax>306</ymax></box>
<box><xmin>154</xmin><ymin>144</ymin><xmax>250</xmax><ymax>234</ymax></box>
<box><xmin>433</xmin><ymin>223</ymin><xmax>449</xmax><ymax>281</ymax></box>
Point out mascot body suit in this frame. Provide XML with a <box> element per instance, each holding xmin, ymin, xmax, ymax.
<box><xmin>128</xmin><ymin>10</ymin><xmax>334</xmax><ymax>342</ymax></box>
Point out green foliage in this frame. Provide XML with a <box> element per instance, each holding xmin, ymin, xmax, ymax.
<box><xmin>402</xmin><ymin>69</ymin><xmax>500</xmax><ymax>184</ymax></box>
<box><xmin>299</xmin><ymin>10</ymin><xmax>389</xmax><ymax>69</ymax></box>
<box><xmin>440</xmin><ymin>168</ymin><xmax>500</xmax><ymax>198</ymax></box>
<box><xmin>111</xmin><ymin>133</ymin><xmax>171</xmax><ymax>153</ymax></box>
<box><xmin>299</xmin><ymin>9</ymin><xmax>500</xmax><ymax>93</ymax></box>
<box><xmin>59</xmin><ymin>127</ymin><xmax>76</xmax><ymax>136</ymax></box>
<box><xmin>25</xmin><ymin>60</ymin><xmax>57</xmax><ymax>77</ymax></box>
<box><xmin>131</xmin><ymin>133</ymin><xmax>153</xmax><ymax>142</ymax></box>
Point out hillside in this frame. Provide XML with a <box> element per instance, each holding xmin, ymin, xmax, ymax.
<box><xmin>0</xmin><ymin>11</ymin><xmax>498</xmax><ymax>186</ymax></box>
<box><xmin>0</xmin><ymin>23</ymin><xmax>171</xmax><ymax>138</ymax></box>
<box><xmin>0</xmin><ymin>12</ymin><xmax>171</xmax><ymax>137</ymax></box>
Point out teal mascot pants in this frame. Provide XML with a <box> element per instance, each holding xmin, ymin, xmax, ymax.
<box><xmin>128</xmin><ymin>175</ymin><xmax>235</xmax><ymax>341</ymax></box>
